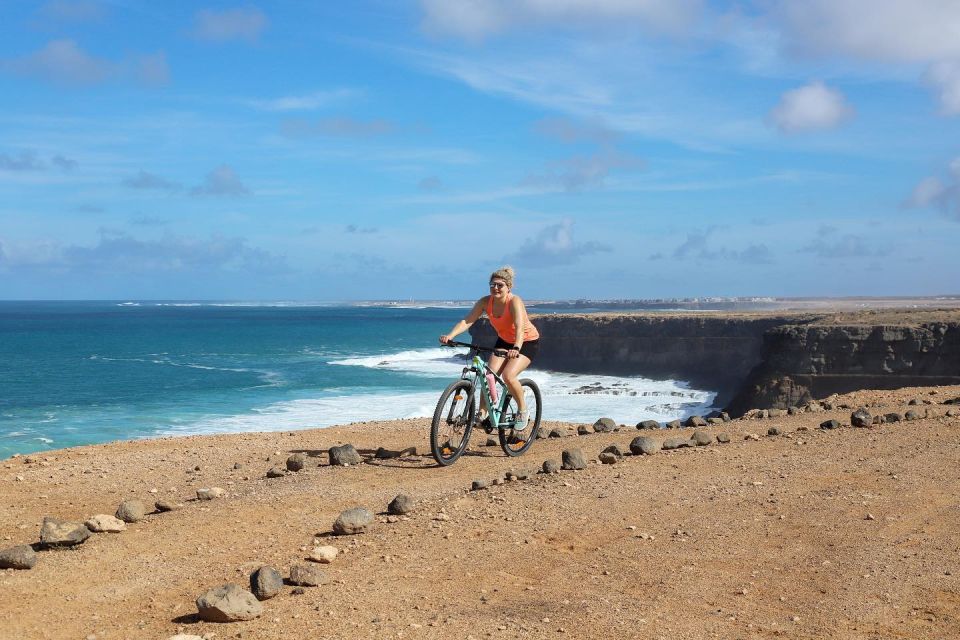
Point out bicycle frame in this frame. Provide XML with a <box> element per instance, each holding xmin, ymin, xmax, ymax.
<box><xmin>461</xmin><ymin>352</ymin><xmax>516</xmax><ymax>430</ymax></box>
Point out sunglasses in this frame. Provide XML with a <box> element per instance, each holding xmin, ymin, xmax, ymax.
<box><xmin>489</xmin><ymin>282</ymin><xmax>507</xmax><ymax>289</ymax></box>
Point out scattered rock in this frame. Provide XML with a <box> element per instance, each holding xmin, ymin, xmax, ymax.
<box><xmin>744</xmin><ymin>433</ymin><xmax>761</xmax><ymax>441</ymax></box>
<box><xmin>115</xmin><ymin>499</ymin><xmax>146</xmax><ymax>523</ymax></box>
<box><xmin>685</xmin><ymin>415</ymin><xmax>707</xmax><ymax>427</ymax></box>
<box><xmin>485</xmin><ymin>437</ymin><xmax>497</xmax><ymax>447</ymax></box>
<box><xmin>548</xmin><ymin>428</ymin><xmax>562</xmax><ymax>438</ymax></box>
<box><xmin>662</xmin><ymin>437</ymin><xmax>689</xmax><ymax>450</ymax></box>
<box><xmin>168</xmin><ymin>635</ymin><xmax>204</xmax><ymax>640</ymax></box>
<box><xmin>767</xmin><ymin>426</ymin><xmax>782</xmax><ymax>436</ymax></box>
<box><xmin>0</xmin><ymin>545</ymin><xmax>36</xmax><ymax>570</ymax></box>
<box><xmin>249</xmin><ymin>566</ymin><xmax>283</xmax><ymax>600</ymax></box>
<box><xmin>561</xmin><ymin>449</ymin><xmax>587</xmax><ymax>471</ymax></box>
<box><xmin>329</xmin><ymin>444</ymin><xmax>363</xmax><ymax>466</ymax></box>
<box><xmin>692</xmin><ymin>430</ymin><xmax>714</xmax><ymax>446</ymax></box>
<box><xmin>768</xmin><ymin>408</ymin><xmax>785</xmax><ymax>418</ymax></box>
<box><xmin>289</xmin><ymin>563</ymin><xmax>327</xmax><ymax>587</ymax></box>
<box><xmin>286</xmin><ymin>453</ymin><xmax>307</xmax><ymax>472</ymax></box>
<box><xmin>265</xmin><ymin>467</ymin><xmax>286</xmax><ymax>479</ymax></box>
<box><xmin>947</xmin><ymin>408</ymin><xmax>959</xmax><ymax>417</ymax></box>
<box><xmin>471</xmin><ymin>479</ymin><xmax>489</xmax><ymax>491</ymax></box>
<box><xmin>598</xmin><ymin>452</ymin><xmax>619</xmax><ymax>465</ymax></box>
<box><xmin>155</xmin><ymin>500</ymin><xmax>180</xmax><ymax>512</ymax></box>
<box><xmin>905</xmin><ymin>409</ymin><xmax>922</xmax><ymax>421</ymax></box>
<box><xmin>666</xmin><ymin>419</ymin><xmax>682</xmax><ymax>429</ymax></box>
<box><xmin>40</xmin><ymin>517</ymin><xmax>91</xmax><ymax>548</ymax></box>
<box><xmin>873</xmin><ymin>414</ymin><xmax>886</xmax><ymax>425</ymax></box>
<box><xmin>577</xmin><ymin>425</ymin><xmax>591</xmax><ymax>436</ymax></box>
<box><xmin>804</xmin><ymin>403</ymin><xmax>824</xmax><ymax>413</ymax></box>
<box><xmin>720</xmin><ymin>412</ymin><xmax>731</xmax><ymax>422</ymax></box>
<box><xmin>196</xmin><ymin>487</ymin><xmax>225</xmax><ymax>501</ymax></box>
<box><xmin>908</xmin><ymin>398</ymin><xmax>921</xmax><ymax>406</ymax></box>
<box><xmin>820</xmin><ymin>419</ymin><xmax>841</xmax><ymax>430</ymax></box>
<box><xmin>85</xmin><ymin>514</ymin><xmax>126</xmax><ymax>533</ymax></box>
<box><xmin>308</xmin><ymin>546</ymin><xmax>339</xmax><ymax>564</ymax></box>
<box><xmin>388</xmin><ymin>493</ymin><xmax>415</xmax><ymax>516</ymax></box>
<box><xmin>787</xmin><ymin>406</ymin><xmax>800</xmax><ymax>416</ymax></box>
<box><xmin>851</xmin><ymin>409</ymin><xmax>872</xmax><ymax>428</ymax></box>
<box><xmin>884</xmin><ymin>412</ymin><xmax>902</xmax><ymax>423</ymax></box>
<box><xmin>333</xmin><ymin>507</ymin><xmax>373</xmax><ymax>535</ymax></box>
<box><xmin>636</xmin><ymin>420</ymin><xmax>660</xmax><ymax>430</ymax></box>
<box><xmin>196</xmin><ymin>584</ymin><xmax>263</xmax><ymax>622</ymax></box>
<box><xmin>629</xmin><ymin>436</ymin><xmax>660</xmax><ymax>455</ymax></box>
<box><xmin>536</xmin><ymin>427</ymin><xmax>548</xmax><ymax>439</ymax></box>
<box><xmin>593</xmin><ymin>418</ymin><xmax>616</xmax><ymax>433</ymax></box>
<box><xmin>716</xmin><ymin>432</ymin><xmax>731</xmax><ymax>444</ymax></box>
<box><xmin>505</xmin><ymin>468</ymin><xmax>531</xmax><ymax>481</ymax></box>
<box><xmin>707</xmin><ymin>417</ymin><xmax>724</xmax><ymax>425</ymax></box>
<box><xmin>542</xmin><ymin>459</ymin><xmax>559</xmax><ymax>474</ymax></box>
<box><xmin>601</xmin><ymin>444</ymin><xmax>624</xmax><ymax>459</ymax></box>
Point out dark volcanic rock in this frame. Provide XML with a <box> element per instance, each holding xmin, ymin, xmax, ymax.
<box><xmin>548</xmin><ymin>428</ymin><xmax>562</xmax><ymax>438</ymax></box>
<box><xmin>250</xmin><ymin>566</ymin><xmax>283</xmax><ymax>600</ymax></box>
<box><xmin>820</xmin><ymin>419</ymin><xmax>841</xmax><ymax>430</ymax></box>
<box><xmin>115</xmin><ymin>499</ymin><xmax>147</xmax><ymax>523</ymax></box>
<box><xmin>884</xmin><ymin>412</ymin><xmax>903</xmax><ymax>423</ymax></box>
<box><xmin>601</xmin><ymin>444</ymin><xmax>624</xmax><ymax>459</ymax></box>
<box><xmin>685</xmin><ymin>415</ymin><xmax>707</xmax><ymax>427</ymax></box>
<box><xmin>577</xmin><ymin>425</ymin><xmax>591</xmax><ymax>436</ymax></box>
<box><xmin>636</xmin><ymin>420</ymin><xmax>660</xmax><ymax>430</ymax></box>
<box><xmin>329</xmin><ymin>444</ymin><xmax>363</xmax><ymax>466</ymax></box>
<box><xmin>561</xmin><ymin>449</ymin><xmax>587</xmax><ymax>470</ymax></box>
<box><xmin>388</xmin><ymin>493</ymin><xmax>415</xmax><ymax>516</ymax></box>
<box><xmin>542</xmin><ymin>459</ymin><xmax>559</xmax><ymax>474</ymax></box>
<box><xmin>593</xmin><ymin>417</ymin><xmax>616</xmax><ymax>433</ymax></box>
<box><xmin>630</xmin><ymin>436</ymin><xmax>660</xmax><ymax>455</ymax></box>
<box><xmin>692</xmin><ymin>430</ymin><xmax>714</xmax><ymax>446</ymax></box>
<box><xmin>0</xmin><ymin>545</ymin><xmax>36</xmax><ymax>570</ymax></box>
<box><xmin>196</xmin><ymin>584</ymin><xmax>263</xmax><ymax>622</ymax></box>
<box><xmin>333</xmin><ymin>507</ymin><xmax>373</xmax><ymax>535</ymax></box>
<box><xmin>851</xmin><ymin>409</ymin><xmax>872</xmax><ymax>428</ymax></box>
<box><xmin>155</xmin><ymin>500</ymin><xmax>179</xmax><ymax>512</ymax></box>
<box><xmin>666</xmin><ymin>419</ymin><xmax>682</xmax><ymax>429</ymax></box>
<box><xmin>662</xmin><ymin>437</ymin><xmax>689</xmax><ymax>450</ymax></box>
<box><xmin>905</xmin><ymin>409</ymin><xmax>923</xmax><ymax>421</ymax></box>
<box><xmin>767</xmin><ymin>426</ymin><xmax>782</xmax><ymax>436</ymax></box>
<box><xmin>266</xmin><ymin>467</ymin><xmax>286</xmax><ymax>478</ymax></box>
<box><xmin>40</xmin><ymin>517</ymin><xmax>90</xmax><ymax>548</ymax></box>
<box><xmin>471</xmin><ymin>479</ymin><xmax>489</xmax><ymax>491</ymax></box>
<box><xmin>598</xmin><ymin>452</ymin><xmax>619</xmax><ymax>465</ymax></box>
<box><xmin>286</xmin><ymin>453</ymin><xmax>307</xmax><ymax>472</ymax></box>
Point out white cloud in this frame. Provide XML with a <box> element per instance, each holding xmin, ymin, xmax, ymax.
<box><xmin>905</xmin><ymin>157</ymin><xmax>960</xmax><ymax>219</ymax></box>
<box><xmin>249</xmin><ymin>89</ymin><xmax>358</xmax><ymax>112</ymax></box>
<box><xmin>769</xmin><ymin>81</ymin><xmax>854</xmax><ymax>133</ymax></box>
<box><xmin>190</xmin><ymin>165</ymin><xmax>250</xmax><ymax>197</ymax></box>
<box><xmin>122</xmin><ymin>170</ymin><xmax>180</xmax><ymax>191</ymax></box>
<box><xmin>521</xmin><ymin>149</ymin><xmax>642</xmax><ymax>191</ymax></box>
<box><xmin>925</xmin><ymin>61</ymin><xmax>960</xmax><ymax>115</ymax></box>
<box><xmin>504</xmin><ymin>218</ymin><xmax>608</xmax><ymax>267</ymax></box>
<box><xmin>192</xmin><ymin>7</ymin><xmax>267</xmax><ymax>43</ymax></box>
<box><xmin>0</xmin><ymin>39</ymin><xmax>169</xmax><ymax>87</ymax></box>
<box><xmin>671</xmin><ymin>228</ymin><xmax>774</xmax><ymax>264</ymax></box>
<box><xmin>419</xmin><ymin>0</ymin><xmax>703</xmax><ymax>41</ymax></box>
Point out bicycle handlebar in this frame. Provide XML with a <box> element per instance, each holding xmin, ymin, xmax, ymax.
<box><xmin>442</xmin><ymin>340</ymin><xmax>509</xmax><ymax>356</ymax></box>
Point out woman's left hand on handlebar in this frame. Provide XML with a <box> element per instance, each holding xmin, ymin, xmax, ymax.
<box><xmin>439</xmin><ymin>335</ymin><xmax>451</xmax><ymax>345</ymax></box>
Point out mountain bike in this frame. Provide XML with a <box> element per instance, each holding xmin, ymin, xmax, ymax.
<box><xmin>431</xmin><ymin>340</ymin><xmax>542</xmax><ymax>466</ymax></box>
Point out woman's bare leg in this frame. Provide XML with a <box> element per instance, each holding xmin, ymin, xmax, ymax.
<box><xmin>499</xmin><ymin>355</ymin><xmax>531</xmax><ymax>412</ymax></box>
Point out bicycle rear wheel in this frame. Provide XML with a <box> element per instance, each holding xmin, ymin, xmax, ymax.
<box><xmin>430</xmin><ymin>379</ymin><xmax>476</xmax><ymax>466</ymax></box>
<box><xmin>498</xmin><ymin>378</ymin><xmax>542</xmax><ymax>457</ymax></box>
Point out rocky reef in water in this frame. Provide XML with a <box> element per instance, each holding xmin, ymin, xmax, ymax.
<box><xmin>469</xmin><ymin>309</ymin><xmax>960</xmax><ymax>416</ymax></box>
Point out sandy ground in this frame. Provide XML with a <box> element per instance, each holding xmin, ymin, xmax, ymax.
<box><xmin>1</xmin><ymin>385</ymin><xmax>959</xmax><ymax>640</ymax></box>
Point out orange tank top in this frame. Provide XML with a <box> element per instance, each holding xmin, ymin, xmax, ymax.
<box><xmin>486</xmin><ymin>294</ymin><xmax>540</xmax><ymax>343</ymax></box>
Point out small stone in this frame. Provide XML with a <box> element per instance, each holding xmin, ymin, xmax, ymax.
<box><xmin>291</xmin><ymin>587</ymin><xmax>306</xmax><ymax>595</ymax></box>
<box><xmin>707</xmin><ymin>417</ymin><xmax>724</xmax><ymax>425</ymax></box>
<box><xmin>40</xmin><ymin>517</ymin><xmax>91</xmax><ymax>547</ymax></box>
<box><xmin>196</xmin><ymin>487</ymin><xmax>225</xmax><ymax>501</ymax></box>
<box><xmin>115</xmin><ymin>499</ymin><xmax>147</xmax><ymax>523</ymax></box>
<box><xmin>250</xmin><ymin>566</ymin><xmax>283</xmax><ymax>600</ymax></box>
<box><xmin>196</xmin><ymin>584</ymin><xmax>263</xmax><ymax>622</ymax></box>
<box><xmin>485</xmin><ymin>437</ymin><xmax>497</xmax><ymax>447</ymax></box>
<box><xmin>85</xmin><ymin>514</ymin><xmax>126</xmax><ymax>533</ymax></box>
<box><xmin>471</xmin><ymin>479</ymin><xmax>489</xmax><ymax>491</ymax></box>
<box><xmin>598</xmin><ymin>452</ymin><xmax>619</xmax><ymax>465</ymax></box>
<box><xmin>629</xmin><ymin>436</ymin><xmax>660</xmax><ymax>456</ymax></box>
<box><xmin>388</xmin><ymin>493</ymin><xmax>415</xmax><ymax>516</ymax></box>
<box><xmin>561</xmin><ymin>449</ymin><xmax>586</xmax><ymax>471</ymax></box>
<box><xmin>636</xmin><ymin>420</ymin><xmax>660</xmax><ymax>430</ymax></box>
<box><xmin>865</xmin><ymin>513</ymin><xmax>875</xmax><ymax>521</ymax></box>
<box><xmin>289</xmin><ymin>563</ymin><xmax>327</xmax><ymax>587</ymax></box>
<box><xmin>168</xmin><ymin>635</ymin><xmax>204</xmax><ymax>640</ymax></box>
<box><xmin>787</xmin><ymin>406</ymin><xmax>800</xmax><ymax>416</ymax></box>
<box><xmin>155</xmin><ymin>500</ymin><xmax>179</xmax><ymax>513</ymax></box>
<box><xmin>904</xmin><ymin>409</ymin><xmax>922</xmax><ymax>421</ymax></box>
<box><xmin>850</xmin><ymin>409</ymin><xmax>872</xmax><ymax>428</ymax></box>
<box><xmin>601</xmin><ymin>444</ymin><xmax>624</xmax><ymax>459</ymax></box>
<box><xmin>768</xmin><ymin>408</ymin><xmax>785</xmax><ymax>418</ymax></box>
<box><xmin>820</xmin><ymin>419</ymin><xmax>841</xmax><ymax>430</ymax></box>
<box><xmin>0</xmin><ymin>545</ymin><xmax>36</xmax><ymax>570</ymax></box>
<box><xmin>767</xmin><ymin>426</ymin><xmax>782</xmax><ymax>436</ymax></box>
<box><xmin>908</xmin><ymin>398</ymin><xmax>920</xmax><ymax>406</ymax></box>
<box><xmin>666</xmin><ymin>419</ymin><xmax>682</xmax><ymax>429</ymax></box>
<box><xmin>309</xmin><ymin>545</ymin><xmax>339</xmax><ymax>564</ymax></box>
<box><xmin>328</xmin><ymin>444</ymin><xmax>363</xmax><ymax>466</ymax></box>
<box><xmin>265</xmin><ymin>467</ymin><xmax>286</xmax><ymax>478</ymax></box>
<box><xmin>548</xmin><ymin>428</ymin><xmax>562</xmax><ymax>438</ymax></box>
<box><xmin>577</xmin><ymin>425</ymin><xmax>591</xmax><ymax>436</ymax></box>
<box><xmin>541</xmin><ymin>459</ymin><xmax>559</xmax><ymax>474</ymax></box>
<box><xmin>685</xmin><ymin>415</ymin><xmax>707</xmax><ymax>427</ymax></box>
<box><xmin>286</xmin><ymin>453</ymin><xmax>307</xmax><ymax>472</ymax></box>
<box><xmin>716</xmin><ymin>432</ymin><xmax>731</xmax><ymax>444</ymax></box>
<box><xmin>744</xmin><ymin>433</ymin><xmax>761</xmax><ymax>441</ymax></box>
<box><xmin>593</xmin><ymin>417</ymin><xmax>616</xmax><ymax>433</ymax></box>
<box><xmin>332</xmin><ymin>507</ymin><xmax>373</xmax><ymax>535</ymax></box>
<box><xmin>662</xmin><ymin>437</ymin><xmax>689</xmax><ymax>450</ymax></box>
<box><xmin>692</xmin><ymin>430</ymin><xmax>713</xmax><ymax>446</ymax></box>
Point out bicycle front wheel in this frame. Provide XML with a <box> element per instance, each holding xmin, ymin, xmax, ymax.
<box><xmin>499</xmin><ymin>378</ymin><xmax>542</xmax><ymax>457</ymax></box>
<box><xmin>430</xmin><ymin>379</ymin><xmax>476</xmax><ymax>466</ymax></box>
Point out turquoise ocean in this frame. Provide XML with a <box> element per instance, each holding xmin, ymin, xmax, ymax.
<box><xmin>0</xmin><ymin>301</ymin><xmax>716</xmax><ymax>458</ymax></box>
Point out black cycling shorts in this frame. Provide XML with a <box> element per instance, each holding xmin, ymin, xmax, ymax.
<box><xmin>494</xmin><ymin>337</ymin><xmax>540</xmax><ymax>363</ymax></box>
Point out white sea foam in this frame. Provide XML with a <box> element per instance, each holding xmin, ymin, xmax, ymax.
<box><xmin>329</xmin><ymin>347</ymin><xmax>471</xmax><ymax>378</ymax></box>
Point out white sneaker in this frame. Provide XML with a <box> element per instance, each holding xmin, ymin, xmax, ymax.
<box><xmin>514</xmin><ymin>409</ymin><xmax>530</xmax><ymax>432</ymax></box>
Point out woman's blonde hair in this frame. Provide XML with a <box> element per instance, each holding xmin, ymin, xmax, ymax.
<box><xmin>489</xmin><ymin>265</ymin><xmax>515</xmax><ymax>288</ymax></box>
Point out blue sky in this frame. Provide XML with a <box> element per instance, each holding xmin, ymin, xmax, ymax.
<box><xmin>1</xmin><ymin>0</ymin><xmax>959</xmax><ymax>300</ymax></box>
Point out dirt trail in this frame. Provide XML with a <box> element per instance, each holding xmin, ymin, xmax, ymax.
<box><xmin>1</xmin><ymin>386</ymin><xmax>959</xmax><ymax>639</ymax></box>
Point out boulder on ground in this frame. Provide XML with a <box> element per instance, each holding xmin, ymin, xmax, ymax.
<box><xmin>561</xmin><ymin>449</ymin><xmax>587</xmax><ymax>470</ymax></box>
<box><xmin>720</xmin><ymin>412</ymin><xmax>731</xmax><ymax>422</ymax></box>
<box><xmin>196</xmin><ymin>584</ymin><xmax>263</xmax><ymax>622</ymax></box>
<box><xmin>388</xmin><ymin>493</ymin><xmax>415</xmax><ymax>516</ymax></box>
<box><xmin>265</xmin><ymin>467</ymin><xmax>286</xmax><ymax>478</ymax></box>
<box><xmin>787</xmin><ymin>406</ymin><xmax>800</xmax><ymax>416</ymax></box>
<box><xmin>286</xmin><ymin>453</ymin><xmax>307</xmax><ymax>472</ymax></box>
<box><xmin>289</xmin><ymin>563</ymin><xmax>327</xmax><ymax>587</ymax></box>
<box><xmin>768</xmin><ymin>408</ymin><xmax>785</xmax><ymax>418</ymax></box>
<box><xmin>249</xmin><ymin>566</ymin><xmax>283</xmax><ymax>600</ymax></box>
<box><xmin>115</xmin><ymin>499</ymin><xmax>146</xmax><ymax>523</ymax></box>
<box><xmin>601</xmin><ymin>444</ymin><xmax>624</xmax><ymax>459</ymax></box>
<box><xmin>0</xmin><ymin>545</ymin><xmax>36</xmax><ymax>570</ymax></box>
<box><xmin>820</xmin><ymin>419</ymin><xmax>841</xmax><ymax>430</ymax></box>
<box><xmin>332</xmin><ymin>507</ymin><xmax>373</xmax><ymax>535</ymax></box>
<box><xmin>947</xmin><ymin>408</ymin><xmax>959</xmax><ymax>417</ymax></box>
<box><xmin>662</xmin><ymin>437</ymin><xmax>689</xmax><ymax>450</ymax></box>
<box><xmin>707</xmin><ymin>417</ymin><xmax>724</xmax><ymax>425</ymax></box>
<box><xmin>308</xmin><ymin>545</ymin><xmax>339</xmax><ymax>564</ymax></box>
<box><xmin>471</xmin><ymin>479</ymin><xmax>489</xmax><ymax>490</ymax></box>
<box><xmin>804</xmin><ymin>403</ymin><xmax>824</xmax><ymax>413</ymax></box>
<box><xmin>767</xmin><ymin>426</ymin><xmax>782</xmax><ymax>436</ymax></box>
<box><xmin>85</xmin><ymin>514</ymin><xmax>126</xmax><ymax>533</ymax></box>
<box><xmin>155</xmin><ymin>500</ymin><xmax>180</xmax><ymax>512</ymax></box>
<box><xmin>40</xmin><ymin>517</ymin><xmax>90</xmax><ymax>548</ymax></box>
<box><xmin>905</xmin><ymin>409</ymin><xmax>923</xmax><ymax>421</ymax></box>
<box><xmin>541</xmin><ymin>459</ymin><xmax>559</xmax><ymax>474</ymax></box>
<box><xmin>593</xmin><ymin>417</ymin><xmax>616</xmax><ymax>433</ymax></box>
<box><xmin>548</xmin><ymin>428</ymin><xmax>562</xmax><ymax>438</ymax></box>
<box><xmin>716</xmin><ymin>432</ymin><xmax>731</xmax><ymax>444</ymax></box>
<box><xmin>598</xmin><ymin>452</ymin><xmax>619</xmax><ymax>465</ymax></box>
<box><xmin>196</xmin><ymin>487</ymin><xmax>225</xmax><ymax>501</ymax></box>
<box><xmin>692</xmin><ymin>430</ymin><xmax>714</xmax><ymax>446</ymax></box>
<box><xmin>577</xmin><ymin>425</ymin><xmax>591</xmax><ymax>436</ymax></box>
<box><xmin>629</xmin><ymin>436</ymin><xmax>660</xmax><ymax>455</ymax></box>
<box><xmin>329</xmin><ymin>444</ymin><xmax>363</xmax><ymax>466</ymax></box>
<box><xmin>636</xmin><ymin>420</ymin><xmax>660</xmax><ymax>430</ymax></box>
<box><xmin>665</xmin><ymin>419</ymin><xmax>682</xmax><ymax>429</ymax></box>
<box><xmin>850</xmin><ymin>409</ymin><xmax>872</xmax><ymax>428</ymax></box>
<box><xmin>685</xmin><ymin>415</ymin><xmax>707</xmax><ymax>427</ymax></box>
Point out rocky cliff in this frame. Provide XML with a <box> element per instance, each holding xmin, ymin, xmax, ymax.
<box><xmin>469</xmin><ymin>309</ymin><xmax>960</xmax><ymax>415</ymax></box>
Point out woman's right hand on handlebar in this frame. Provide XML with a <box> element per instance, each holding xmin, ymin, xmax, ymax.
<box><xmin>439</xmin><ymin>335</ymin><xmax>451</xmax><ymax>345</ymax></box>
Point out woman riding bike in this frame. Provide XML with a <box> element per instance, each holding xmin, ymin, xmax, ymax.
<box><xmin>439</xmin><ymin>266</ymin><xmax>540</xmax><ymax>431</ymax></box>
